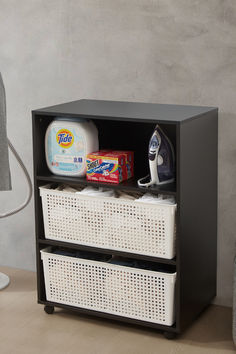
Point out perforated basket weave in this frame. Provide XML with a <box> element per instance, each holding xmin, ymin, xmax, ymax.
<box><xmin>40</xmin><ymin>186</ymin><xmax>176</xmax><ymax>259</ymax></box>
<box><xmin>41</xmin><ymin>248</ymin><xmax>176</xmax><ymax>326</ymax></box>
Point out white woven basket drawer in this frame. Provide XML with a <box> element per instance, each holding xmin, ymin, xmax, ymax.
<box><xmin>41</xmin><ymin>248</ymin><xmax>176</xmax><ymax>326</ymax></box>
<box><xmin>40</xmin><ymin>186</ymin><xmax>176</xmax><ymax>259</ymax></box>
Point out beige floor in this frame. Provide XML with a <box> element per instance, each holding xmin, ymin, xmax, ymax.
<box><xmin>0</xmin><ymin>267</ymin><xmax>235</xmax><ymax>354</ymax></box>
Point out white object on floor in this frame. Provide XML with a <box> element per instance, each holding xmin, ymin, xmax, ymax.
<box><xmin>0</xmin><ymin>272</ymin><xmax>10</xmax><ymax>290</ymax></box>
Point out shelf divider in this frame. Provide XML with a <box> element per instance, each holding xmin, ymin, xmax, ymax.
<box><xmin>36</xmin><ymin>174</ymin><xmax>176</xmax><ymax>196</ymax></box>
<box><xmin>38</xmin><ymin>238</ymin><xmax>176</xmax><ymax>266</ymax></box>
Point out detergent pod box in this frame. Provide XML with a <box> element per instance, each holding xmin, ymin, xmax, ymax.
<box><xmin>99</xmin><ymin>150</ymin><xmax>134</xmax><ymax>180</ymax></box>
<box><xmin>86</xmin><ymin>151</ymin><xmax>127</xmax><ymax>184</ymax></box>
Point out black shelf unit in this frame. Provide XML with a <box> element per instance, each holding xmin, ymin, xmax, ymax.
<box><xmin>32</xmin><ymin>99</ymin><xmax>218</xmax><ymax>338</ymax></box>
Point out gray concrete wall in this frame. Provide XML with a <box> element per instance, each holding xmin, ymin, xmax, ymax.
<box><xmin>0</xmin><ymin>0</ymin><xmax>235</xmax><ymax>306</ymax></box>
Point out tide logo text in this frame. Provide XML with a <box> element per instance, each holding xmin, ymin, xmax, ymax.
<box><xmin>56</xmin><ymin>129</ymin><xmax>74</xmax><ymax>148</ymax></box>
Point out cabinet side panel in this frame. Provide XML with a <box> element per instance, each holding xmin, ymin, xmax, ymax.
<box><xmin>178</xmin><ymin>111</ymin><xmax>218</xmax><ymax>331</ymax></box>
<box><xmin>32</xmin><ymin>113</ymin><xmax>46</xmax><ymax>301</ymax></box>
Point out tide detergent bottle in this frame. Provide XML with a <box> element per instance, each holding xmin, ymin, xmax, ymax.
<box><xmin>45</xmin><ymin>117</ymin><xmax>98</xmax><ymax>176</ymax></box>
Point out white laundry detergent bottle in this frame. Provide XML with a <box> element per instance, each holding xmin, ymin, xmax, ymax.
<box><xmin>45</xmin><ymin>117</ymin><xmax>98</xmax><ymax>176</ymax></box>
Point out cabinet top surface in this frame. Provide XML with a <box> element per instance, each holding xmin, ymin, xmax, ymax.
<box><xmin>33</xmin><ymin>99</ymin><xmax>217</xmax><ymax>123</ymax></box>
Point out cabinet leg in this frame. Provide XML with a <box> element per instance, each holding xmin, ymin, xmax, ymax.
<box><xmin>44</xmin><ymin>305</ymin><xmax>54</xmax><ymax>314</ymax></box>
<box><xmin>163</xmin><ymin>331</ymin><xmax>177</xmax><ymax>340</ymax></box>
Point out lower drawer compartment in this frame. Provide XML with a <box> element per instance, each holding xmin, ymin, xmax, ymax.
<box><xmin>41</xmin><ymin>247</ymin><xmax>176</xmax><ymax>326</ymax></box>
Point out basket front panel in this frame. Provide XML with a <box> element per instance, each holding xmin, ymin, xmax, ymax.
<box><xmin>42</xmin><ymin>252</ymin><xmax>175</xmax><ymax>325</ymax></box>
<box><xmin>41</xmin><ymin>190</ymin><xmax>175</xmax><ymax>258</ymax></box>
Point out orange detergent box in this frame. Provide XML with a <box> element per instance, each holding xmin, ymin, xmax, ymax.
<box><xmin>86</xmin><ymin>150</ymin><xmax>133</xmax><ymax>184</ymax></box>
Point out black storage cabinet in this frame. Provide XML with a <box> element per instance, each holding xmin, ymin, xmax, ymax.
<box><xmin>32</xmin><ymin>99</ymin><xmax>218</xmax><ymax>339</ymax></box>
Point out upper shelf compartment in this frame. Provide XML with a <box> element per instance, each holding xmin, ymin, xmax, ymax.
<box><xmin>33</xmin><ymin>113</ymin><xmax>177</xmax><ymax>195</ymax></box>
<box><xmin>32</xmin><ymin>100</ymin><xmax>217</xmax><ymax>195</ymax></box>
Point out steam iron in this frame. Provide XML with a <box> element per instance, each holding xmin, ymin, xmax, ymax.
<box><xmin>138</xmin><ymin>124</ymin><xmax>175</xmax><ymax>187</ymax></box>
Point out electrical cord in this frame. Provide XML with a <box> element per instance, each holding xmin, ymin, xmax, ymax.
<box><xmin>0</xmin><ymin>139</ymin><xmax>32</xmax><ymax>218</ymax></box>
